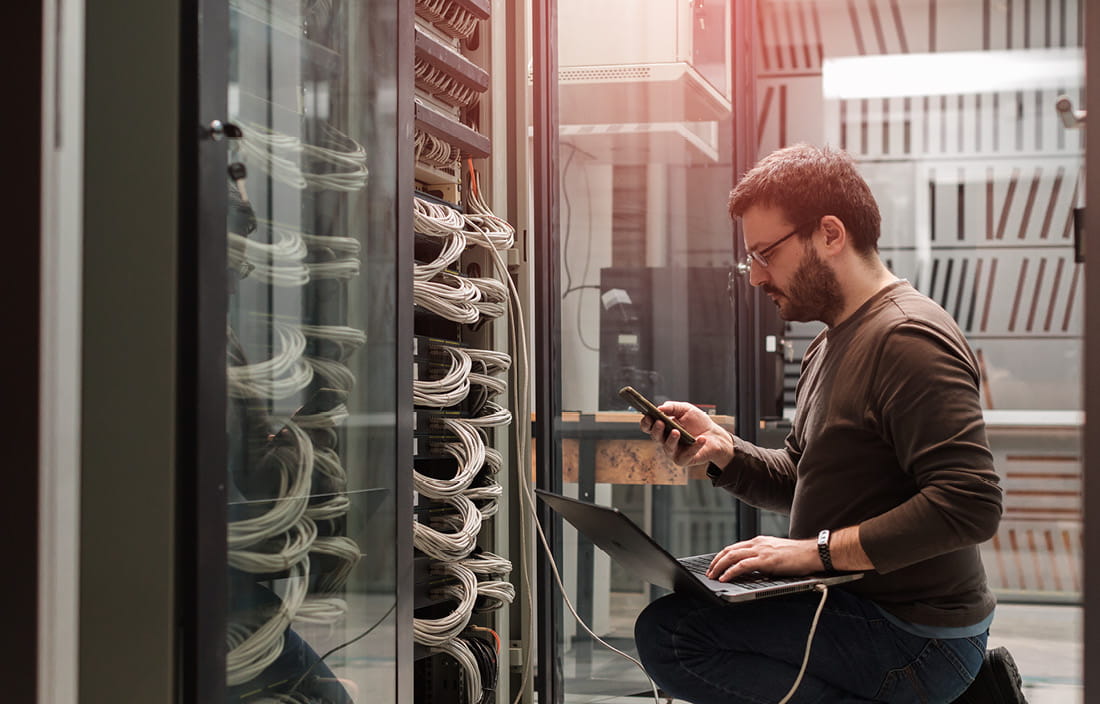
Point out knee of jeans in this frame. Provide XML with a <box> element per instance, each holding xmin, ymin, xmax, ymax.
<box><xmin>634</xmin><ymin>594</ymin><xmax>690</xmax><ymax>659</ymax></box>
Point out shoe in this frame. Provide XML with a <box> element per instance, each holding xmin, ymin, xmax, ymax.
<box><xmin>951</xmin><ymin>647</ymin><xmax>1028</xmax><ymax>703</ymax></box>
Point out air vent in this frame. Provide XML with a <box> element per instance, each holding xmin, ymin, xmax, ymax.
<box><xmin>559</xmin><ymin>66</ymin><xmax>652</xmax><ymax>83</ymax></box>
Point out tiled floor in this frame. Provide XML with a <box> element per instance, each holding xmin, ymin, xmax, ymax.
<box><xmin>559</xmin><ymin>594</ymin><xmax>1083</xmax><ymax>703</ymax></box>
<box><xmin>987</xmin><ymin>602</ymin><xmax>1082</xmax><ymax>703</ymax></box>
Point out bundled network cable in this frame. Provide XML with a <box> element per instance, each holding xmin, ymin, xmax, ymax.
<box><xmin>226</xmin><ymin>246</ymin><xmax>368</xmax><ymax>689</ymax></box>
<box><xmin>228</xmin><ymin>219</ymin><xmax>363</xmax><ymax>286</ymax></box>
<box><xmin>415</xmin><ymin>128</ymin><xmax>462</xmax><ymax>172</ymax></box>
<box><xmin>235</xmin><ymin>120</ymin><xmax>369</xmax><ymax>192</ymax></box>
<box><xmin>227</xmin><ymin>561</ymin><xmax>310</xmax><ymax>686</ymax></box>
<box><xmin>414</xmin><ymin>346</ymin><xmax>473</xmax><ymax>407</ymax></box>
<box><xmin>415</xmin><ymin>0</ymin><xmax>481</xmax><ymax>40</ymax></box>
<box><xmin>413</xmin><ymin>198</ymin><xmax>512</xmax><ymax>324</ymax></box>
<box><xmin>412</xmin><ymin>173</ymin><xmax>519</xmax><ymax>703</ymax></box>
<box><xmin>415</xmin><ymin>56</ymin><xmax>480</xmax><ymax>108</ymax></box>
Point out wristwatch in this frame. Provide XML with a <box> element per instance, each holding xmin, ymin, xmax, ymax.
<box><xmin>817</xmin><ymin>529</ymin><xmax>836</xmax><ymax>574</ymax></box>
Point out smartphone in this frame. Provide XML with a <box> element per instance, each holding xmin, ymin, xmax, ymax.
<box><xmin>618</xmin><ymin>386</ymin><xmax>697</xmax><ymax>445</ymax></box>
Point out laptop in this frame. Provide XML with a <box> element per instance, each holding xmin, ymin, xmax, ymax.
<box><xmin>536</xmin><ymin>489</ymin><xmax>862</xmax><ymax>605</ymax></box>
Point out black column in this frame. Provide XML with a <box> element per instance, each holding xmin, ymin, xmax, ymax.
<box><xmin>6</xmin><ymin>4</ymin><xmax>42</xmax><ymax>703</ymax></box>
<box><xmin>532</xmin><ymin>0</ymin><xmax>564</xmax><ymax>700</ymax></box>
<box><xmin>731</xmin><ymin>0</ymin><xmax>763</xmax><ymax>539</ymax></box>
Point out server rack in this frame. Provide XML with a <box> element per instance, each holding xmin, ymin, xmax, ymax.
<box><xmin>184</xmin><ymin>1</ymin><xmax>413</xmax><ymax>701</ymax></box>
<box><xmin>182</xmin><ymin>0</ymin><xmax>523</xmax><ymax>702</ymax></box>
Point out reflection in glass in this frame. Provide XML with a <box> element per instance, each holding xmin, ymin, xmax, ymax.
<box><xmin>555</xmin><ymin>0</ymin><xmax>738</xmax><ymax>696</ymax></box>
<box><xmin>223</xmin><ymin>1</ymin><xmax>398</xmax><ymax>701</ymax></box>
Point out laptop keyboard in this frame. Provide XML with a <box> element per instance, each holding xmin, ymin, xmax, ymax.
<box><xmin>678</xmin><ymin>553</ymin><xmax>803</xmax><ymax>590</ymax></box>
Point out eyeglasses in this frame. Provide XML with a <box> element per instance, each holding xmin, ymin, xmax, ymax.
<box><xmin>736</xmin><ymin>221</ymin><xmax>816</xmax><ymax>276</ymax></box>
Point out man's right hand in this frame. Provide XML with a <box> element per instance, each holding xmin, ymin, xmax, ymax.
<box><xmin>640</xmin><ymin>401</ymin><xmax>736</xmax><ymax>469</ymax></box>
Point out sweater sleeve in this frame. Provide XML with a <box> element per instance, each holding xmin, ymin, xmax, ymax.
<box><xmin>709</xmin><ymin>433</ymin><xmax>801</xmax><ymax>515</ymax></box>
<box><xmin>858</xmin><ymin>324</ymin><xmax>1003</xmax><ymax>573</ymax></box>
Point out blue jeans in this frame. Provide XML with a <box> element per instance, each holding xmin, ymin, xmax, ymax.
<box><xmin>634</xmin><ymin>589</ymin><xmax>987</xmax><ymax>703</ymax></box>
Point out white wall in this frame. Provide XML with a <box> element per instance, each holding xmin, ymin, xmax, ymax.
<box><xmin>560</xmin><ymin>158</ymin><xmax>613</xmax><ymax>411</ymax></box>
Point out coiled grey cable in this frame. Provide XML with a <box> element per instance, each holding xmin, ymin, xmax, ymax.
<box><xmin>467</xmin><ymin>578</ymin><xmax>515</xmax><ymax>607</ymax></box>
<box><xmin>227</xmin><ymin>321</ymin><xmax>315</xmax><ymax>400</ymax></box>
<box><xmin>413</xmin><ymin>561</ymin><xmax>478</xmax><ymax>646</ymax></box>
<box><xmin>413</xmin><ymin>275</ymin><xmax>482</xmax><ymax>324</ymax></box>
<box><xmin>415</xmin><ymin>231</ymin><xmax>467</xmax><ymax>281</ymax></box>
<box><xmin>442</xmin><ymin>562</ymin><xmax>515</xmax><ymax>608</ymax></box>
<box><xmin>414</xmin><ymin>346</ymin><xmax>472</xmax><ymax>407</ymax></box>
<box><xmin>304</xmin><ymin>493</ymin><xmax>351</xmax><ymax>522</ymax></box>
<box><xmin>311</xmin><ymin>446</ymin><xmax>348</xmax><ymax>488</ymax></box>
<box><xmin>463</xmin><ymin>400</ymin><xmax>512</xmax><ymax>428</ymax></box>
<box><xmin>414</xmin><ymin>195</ymin><xmax>467</xmax><ymax>235</ymax></box>
<box><xmin>483</xmin><ymin>446</ymin><xmax>503</xmax><ymax>474</ymax></box>
<box><xmin>413</xmin><ymin>494</ymin><xmax>482</xmax><ymax>562</ymax></box>
<box><xmin>236</xmin><ymin>120</ymin><xmax>369</xmax><ymax>192</ymax></box>
<box><xmin>465</xmin><ymin>167</ymin><xmax>517</xmax><ymax>250</ymax></box>
<box><xmin>461</xmin><ymin>550</ymin><xmax>512</xmax><ymax>577</ymax></box>
<box><xmin>415</xmin><ymin>564</ymin><xmax>483</xmax><ymax>704</ymax></box>
<box><xmin>228</xmin><ymin>515</ymin><xmax>318</xmax><ymax>574</ymax></box>
<box><xmin>229</xmin><ymin>221</ymin><xmax>362</xmax><ymax>283</ymax></box>
<box><xmin>293</xmin><ymin>403</ymin><xmax>350</xmax><ymax>430</ymax></box>
<box><xmin>226</xmin><ymin>622</ymin><xmax>286</xmax><ymax>687</ymax></box>
<box><xmin>226</xmin><ymin>560</ymin><xmax>309</xmax><ymax>686</ymax></box>
<box><xmin>299</xmin><ymin>323</ymin><xmax>367</xmax><ymax>361</ymax></box>
<box><xmin>310</xmin><ymin>535</ymin><xmax>362</xmax><ymax>593</ymax></box>
<box><xmin>469</xmin><ymin>370</ymin><xmax>507</xmax><ymax>397</ymax></box>
<box><xmin>414</xmin><ymin>128</ymin><xmax>461</xmax><ymax>169</ymax></box>
<box><xmin>467</xmin><ymin>347</ymin><xmax>511</xmax><ymax>373</ymax></box>
<box><xmin>415</xmin><ymin>417</ymin><xmax>485</xmax><ymax>499</ymax></box>
<box><xmin>305</xmin><ymin>356</ymin><xmax>358</xmax><ymax>393</ymax></box>
<box><xmin>228</xmin><ymin>420</ymin><xmax>314</xmax><ymax>550</ymax></box>
<box><xmin>300</xmin><ymin>230</ymin><xmax>361</xmax><ymax>257</ymax></box>
<box><xmin>307</xmin><ymin>258</ymin><xmax>360</xmax><ymax>280</ymax></box>
<box><xmin>465</xmin><ymin>481</ymin><xmax>502</xmax><ymax>519</ymax></box>
<box><xmin>292</xmin><ymin>597</ymin><xmax>349</xmax><ymax>627</ymax></box>
<box><xmin>227</xmin><ymin>231</ymin><xmax>311</xmax><ymax>287</ymax></box>
<box><xmin>470</xmin><ymin>275</ymin><xmax>508</xmax><ymax>319</ymax></box>
<box><xmin>236</xmin><ymin>121</ymin><xmax>306</xmax><ymax>189</ymax></box>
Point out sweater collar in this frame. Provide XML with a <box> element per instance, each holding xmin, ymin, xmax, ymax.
<box><xmin>826</xmin><ymin>279</ymin><xmax>909</xmax><ymax>339</ymax></box>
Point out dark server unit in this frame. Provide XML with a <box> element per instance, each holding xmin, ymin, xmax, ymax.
<box><xmin>598</xmin><ymin>266</ymin><xmax>737</xmax><ymax>415</ymax></box>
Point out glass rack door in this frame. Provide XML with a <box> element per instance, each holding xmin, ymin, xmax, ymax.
<box><xmin>549</xmin><ymin>0</ymin><xmax>742</xmax><ymax>697</ymax></box>
<box><xmin>222</xmin><ymin>1</ymin><xmax>400</xmax><ymax>701</ymax></box>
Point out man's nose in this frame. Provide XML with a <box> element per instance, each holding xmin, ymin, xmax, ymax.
<box><xmin>748</xmin><ymin>260</ymin><xmax>767</xmax><ymax>287</ymax></box>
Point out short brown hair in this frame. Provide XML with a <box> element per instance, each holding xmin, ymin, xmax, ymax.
<box><xmin>728</xmin><ymin>144</ymin><xmax>881</xmax><ymax>255</ymax></box>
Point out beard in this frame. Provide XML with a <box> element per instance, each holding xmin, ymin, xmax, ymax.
<box><xmin>761</xmin><ymin>247</ymin><xmax>844</xmax><ymax>325</ymax></box>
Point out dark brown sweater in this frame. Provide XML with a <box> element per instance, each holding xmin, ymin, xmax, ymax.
<box><xmin>714</xmin><ymin>281</ymin><xmax>1002</xmax><ymax>627</ymax></box>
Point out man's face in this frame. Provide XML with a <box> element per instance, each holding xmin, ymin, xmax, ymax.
<box><xmin>741</xmin><ymin>206</ymin><xmax>844</xmax><ymax>324</ymax></box>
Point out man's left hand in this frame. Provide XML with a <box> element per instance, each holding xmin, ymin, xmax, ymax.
<box><xmin>706</xmin><ymin>535</ymin><xmax>822</xmax><ymax>581</ymax></box>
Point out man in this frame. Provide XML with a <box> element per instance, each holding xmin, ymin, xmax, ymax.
<box><xmin>633</xmin><ymin>144</ymin><xmax>1026</xmax><ymax>703</ymax></box>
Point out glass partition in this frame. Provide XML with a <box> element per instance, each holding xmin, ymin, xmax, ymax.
<box><xmin>547</xmin><ymin>0</ymin><xmax>1085</xmax><ymax>701</ymax></box>
<box><xmin>554</xmin><ymin>0</ymin><xmax>740</xmax><ymax>696</ymax></box>
<box><xmin>758</xmin><ymin>0</ymin><xmax>1084</xmax><ymax>699</ymax></box>
<box><xmin>223</xmin><ymin>1</ymin><xmax>400</xmax><ymax>700</ymax></box>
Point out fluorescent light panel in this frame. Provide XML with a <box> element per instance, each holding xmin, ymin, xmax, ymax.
<box><xmin>822</xmin><ymin>48</ymin><xmax>1083</xmax><ymax>99</ymax></box>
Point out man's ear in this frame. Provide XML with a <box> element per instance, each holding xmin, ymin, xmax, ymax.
<box><xmin>818</xmin><ymin>215</ymin><xmax>847</xmax><ymax>254</ymax></box>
